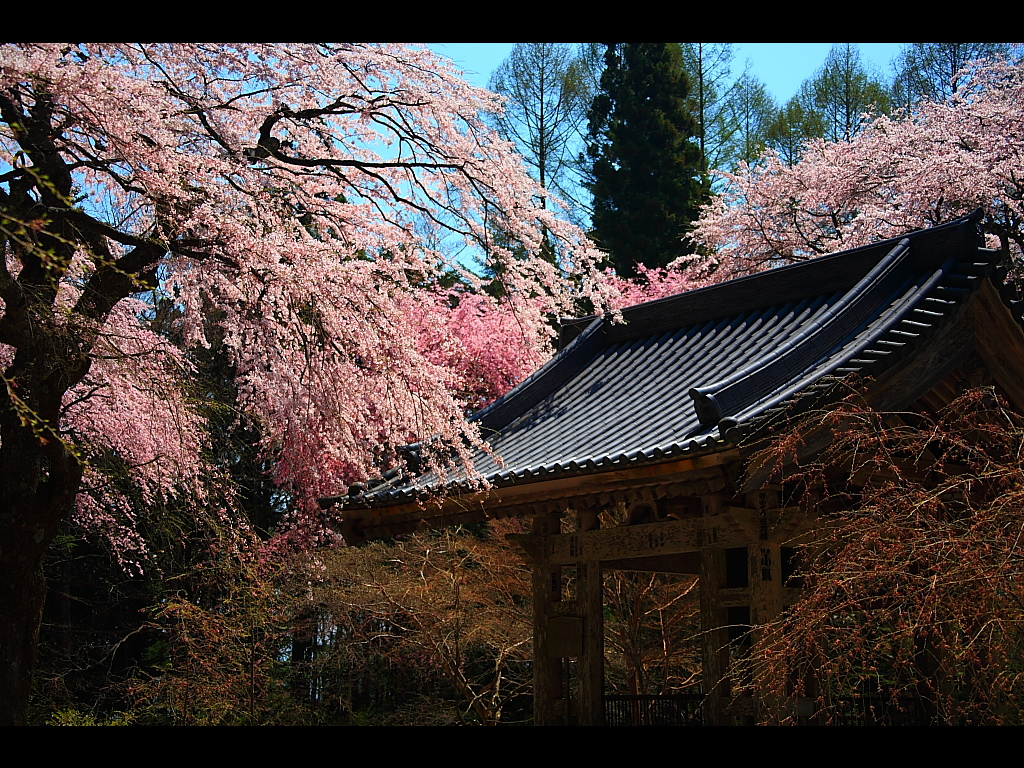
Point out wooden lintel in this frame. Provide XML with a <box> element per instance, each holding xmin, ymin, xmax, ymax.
<box><xmin>767</xmin><ymin>507</ymin><xmax>819</xmax><ymax>544</ymax></box>
<box><xmin>602</xmin><ymin>552</ymin><xmax>701</xmax><ymax>574</ymax></box>
<box><xmin>739</xmin><ymin>295</ymin><xmax>983</xmax><ymax>494</ymax></box>
<box><xmin>511</xmin><ymin>507</ymin><xmax>813</xmax><ymax>566</ymax></box>
<box><xmin>506</xmin><ymin>533</ymin><xmax>545</xmax><ymax>564</ymax></box>
<box><xmin>707</xmin><ymin>585</ymin><xmax>802</xmax><ymax>608</ymax></box>
<box><xmin>542</xmin><ymin>512</ymin><xmax>756</xmax><ymax>565</ymax></box>
<box><xmin>718</xmin><ymin>506</ymin><xmax>811</xmax><ymax>545</ymax></box>
<box><xmin>719</xmin><ymin>586</ymin><xmax>750</xmax><ymax>608</ymax></box>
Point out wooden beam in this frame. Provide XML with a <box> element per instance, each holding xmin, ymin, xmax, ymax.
<box><xmin>866</xmin><ymin>301</ymin><xmax>975</xmax><ymax>414</ymax></box>
<box><xmin>739</xmin><ymin>294</ymin><xmax>983</xmax><ymax>493</ymax></box>
<box><xmin>341</xmin><ymin>449</ymin><xmax>741</xmax><ymax>524</ymax></box>
<box><xmin>748</xmin><ymin>487</ymin><xmax>784</xmax><ymax>724</ymax></box>
<box><xmin>509</xmin><ymin>506</ymin><xmax>814</xmax><ymax>566</ymax></box>
<box><xmin>602</xmin><ymin>552</ymin><xmax>701</xmax><ymax>574</ymax></box>
<box><xmin>513</xmin><ymin>512</ymin><xmax>752</xmax><ymax>565</ymax></box>
<box><xmin>969</xmin><ymin>281</ymin><xmax>1024</xmax><ymax>413</ymax></box>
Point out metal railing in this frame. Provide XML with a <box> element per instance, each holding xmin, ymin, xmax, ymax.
<box><xmin>604</xmin><ymin>693</ymin><xmax>933</xmax><ymax>725</ymax></box>
<box><xmin>604</xmin><ymin>694</ymin><xmax>704</xmax><ymax>726</ymax></box>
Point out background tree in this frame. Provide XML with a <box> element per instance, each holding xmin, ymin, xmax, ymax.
<box><xmin>804</xmin><ymin>44</ymin><xmax>891</xmax><ymax>143</ymax></box>
<box><xmin>724</xmin><ymin>72</ymin><xmax>776</xmax><ymax>167</ymax></box>
<box><xmin>892</xmin><ymin>43</ymin><xmax>1014</xmax><ymax>107</ymax></box>
<box><xmin>489</xmin><ymin>44</ymin><xmax>592</xmax><ymax>232</ymax></box>
<box><xmin>680</xmin><ymin>43</ymin><xmax>739</xmax><ymax>185</ymax></box>
<box><xmin>131</xmin><ymin>542</ymin><xmax>310</xmax><ymax>725</ymax></box>
<box><xmin>315</xmin><ymin>526</ymin><xmax>533</xmax><ymax>725</ymax></box>
<box><xmin>764</xmin><ymin>96</ymin><xmax>824</xmax><ymax>167</ymax></box>
<box><xmin>602</xmin><ymin>569</ymin><xmax>701</xmax><ymax>698</ymax></box>
<box><xmin>586</xmin><ymin>43</ymin><xmax>705</xmax><ymax>277</ymax></box>
<box><xmin>756</xmin><ymin>44</ymin><xmax>888</xmax><ymax>169</ymax></box>
<box><xmin>0</xmin><ymin>43</ymin><xmax>606</xmax><ymax>725</ymax></box>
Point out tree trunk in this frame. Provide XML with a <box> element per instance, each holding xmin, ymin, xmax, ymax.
<box><xmin>0</xmin><ymin>405</ymin><xmax>81</xmax><ymax>725</ymax></box>
<box><xmin>0</xmin><ymin>546</ymin><xmax>48</xmax><ymax>726</ymax></box>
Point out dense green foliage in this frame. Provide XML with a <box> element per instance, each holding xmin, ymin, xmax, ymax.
<box><xmin>585</xmin><ymin>43</ymin><xmax>706</xmax><ymax>277</ymax></box>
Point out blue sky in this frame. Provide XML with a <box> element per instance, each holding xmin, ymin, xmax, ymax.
<box><xmin>431</xmin><ymin>43</ymin><xmax>906</xmax><ymax>105</ymax></box>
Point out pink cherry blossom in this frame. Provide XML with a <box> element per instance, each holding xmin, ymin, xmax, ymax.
<box><xmin>687</xmin><ymin>57</ymin><xmax>1024</xmax><ymax>280</ymax></box>
<box><xmin>0</xmin><ymin>43</ymin><xmax>610</xmax><ymax>723</ymax></box>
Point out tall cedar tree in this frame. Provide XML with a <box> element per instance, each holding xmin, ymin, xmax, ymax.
<box><xmin>586</xmin><ymin>44</ymin><xmax>705</xmax><ymax>277</ymax></box>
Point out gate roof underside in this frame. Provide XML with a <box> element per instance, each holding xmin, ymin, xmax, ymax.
<box><xmin>325</xmin><ymin>211</ymin><xmax>1024</xmax><ymax>523</ymax></box>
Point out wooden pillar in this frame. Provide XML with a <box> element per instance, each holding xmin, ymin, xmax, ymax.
<box><xmin>747</xmin><ymin>488</ymin><xmax>783</xmax><ymax>723</ymax></box>
<box><xmin>531</xmin><ymin>512</ymin><xmax>564</xmax><ymax>726</ymax></box>
<box><xmin>700</xmin><ymin>492</ymin><xmax>730</xmax><ymax>725</ymax></box>
<box><xmin>748</xmin><ymin>544</ymin><xmax>782</xmax><ymax>628</ymax></box>
<box><xmin>577</xmin><ymin>558</ymin><xmax>604</xmax><ymax>725</ymax></box>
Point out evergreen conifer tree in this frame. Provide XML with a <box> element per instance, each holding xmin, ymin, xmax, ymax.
<box><xmin>585</xmin><ymin>43</ymin><xmax>705</xmax><ymax>277</ymax></box>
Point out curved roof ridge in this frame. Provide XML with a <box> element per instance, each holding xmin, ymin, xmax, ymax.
<box><xmin>609</xmin><ymin>210</ymin><xmax>985</xmax><ymax>343</ymax></box>
<box><xmin>689</xmin><ymin>238</ymin><xmax>914</xmax><ymax>427</ymax></box>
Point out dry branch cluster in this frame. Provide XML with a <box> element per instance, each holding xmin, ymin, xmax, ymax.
<box><xmin>752</xmin><ymin>388</ymin><xmax>1024</xmax><ymax>724</ymax></box>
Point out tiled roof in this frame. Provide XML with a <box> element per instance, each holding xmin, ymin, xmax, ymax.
<box><xmin>326</xmin><ymin>211</ymin><xmax>1018</xmax><ymax>512</ymax></box>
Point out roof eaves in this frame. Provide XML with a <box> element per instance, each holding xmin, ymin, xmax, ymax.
<box><xmin>322</xmin><ymin>212</ymin><xmax>1004</xmax><ymax>515</ymax></box>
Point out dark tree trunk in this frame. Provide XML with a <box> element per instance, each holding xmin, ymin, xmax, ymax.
<box><xmin>0</xmin><ymin>547</ymin><xmax>48</xmax><ymax>726</ymax></box>
<box><xmin>1</xmin><ymin>395</ymin><xmax>82</xmax><ymax>725</ymax></box>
